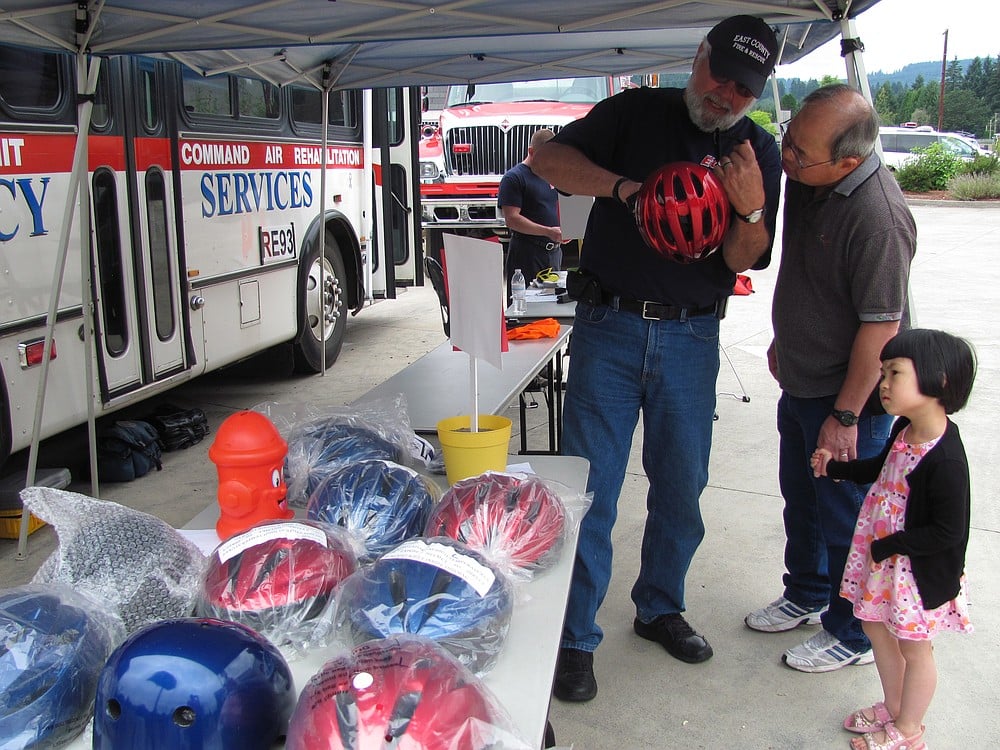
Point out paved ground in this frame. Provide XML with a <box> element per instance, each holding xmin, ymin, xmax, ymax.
<box><xmin>2</xmin><ymin>201</ymin><xmax>998</xmax><ymax>748</ymax></box>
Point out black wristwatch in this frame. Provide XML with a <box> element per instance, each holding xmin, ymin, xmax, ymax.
<box><xmin>831</xmin><ymin>408</ymin><xmax>859</xmax><ymax>427</ymax></box>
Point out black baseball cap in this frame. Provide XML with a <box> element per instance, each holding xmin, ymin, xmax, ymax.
<box><xmin>706</xmin><ymin>15</ymin><xmax>779</xmax><ymax>98</ymax></box>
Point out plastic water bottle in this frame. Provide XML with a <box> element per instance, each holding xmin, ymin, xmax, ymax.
<box><xmin>511</xmin><ymin>268</ymin><xmax>527</xmax><ymax>314</ymax></box>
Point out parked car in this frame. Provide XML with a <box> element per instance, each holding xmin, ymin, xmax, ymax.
<box><xmin>879</xmin><ymin>125</ymin><xmax>985</xmax><ymax>169</ymax></box>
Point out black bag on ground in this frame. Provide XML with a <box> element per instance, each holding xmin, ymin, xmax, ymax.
<box><xmin>143</xmin><ymin>404</ymin><xmax>210</xmax><ymax>451</ymax></box>
<box><xmin>97</xmin><ymin>420</ymin><xmax>163</xmax><ymax>482</ymax></box>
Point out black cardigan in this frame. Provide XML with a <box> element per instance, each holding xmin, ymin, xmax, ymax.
<box><xmin>828</xmin><ymin>417</ymin><xmax>971</xmax><ymax>610</ymax></box>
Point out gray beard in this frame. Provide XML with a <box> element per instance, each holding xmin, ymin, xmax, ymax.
<box><xmin>683</xmin><ymin>83</ymin><xmax>754</xmax><ymax>132</ymax></box>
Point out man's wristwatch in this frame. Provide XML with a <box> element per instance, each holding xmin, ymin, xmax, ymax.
<box><xmin>735</xmin><ymin>206</ymin><xmax>766</xmax><ymax>224</ymax></box>
<box><xmin>831</xmin><ymin>408</ymin><xmax>860</xmax><ymax>426</ymax></box>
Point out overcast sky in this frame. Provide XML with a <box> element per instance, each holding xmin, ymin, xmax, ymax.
<box><xmin>777</xmin><ymin>0</ymin><xmax>997</xmax><ymax>79</ymax></box>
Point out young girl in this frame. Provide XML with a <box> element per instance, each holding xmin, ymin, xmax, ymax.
<box><xmin>811</xmin><ymin>329</ymin><xmax>977</xmax><ymax>750</ymax></box>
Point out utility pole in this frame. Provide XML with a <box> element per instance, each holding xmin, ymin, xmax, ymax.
<box><xmin>937</xmin><ymin>29</ymin><xmax>948</xmax><ymax>132</ymax></box>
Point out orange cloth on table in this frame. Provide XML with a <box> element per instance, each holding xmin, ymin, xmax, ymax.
<box><xmin>506</xmin><ymin>318</ymin><xmax>560</xmax><ymax>340</ymax></box>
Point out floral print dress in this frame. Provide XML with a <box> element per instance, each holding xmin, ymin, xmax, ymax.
<box><xmin>840</xmin><ymin>428</ymin><xmax>973</xmax><ymax>641</ymax></box>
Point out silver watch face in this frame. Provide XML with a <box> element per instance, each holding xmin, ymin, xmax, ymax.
<box><xmin>743</xmin><ymin>208</ymin><xmax>765</xmax><ymax>223</ymax></box>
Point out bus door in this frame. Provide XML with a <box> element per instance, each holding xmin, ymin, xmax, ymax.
<box><xmin>90</xmin><ymin>57</ymin><xmax>189</xmax><ymax>400</ymax></box>
<box><xmin>370</xmin><ymin>87</ymin><xmax>421</xmax><ymax>295</ymax></box>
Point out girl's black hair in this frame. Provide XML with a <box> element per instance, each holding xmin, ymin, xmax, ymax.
<box><xmin>880</xmin><ymin>328</ymin><xmax>977</xmax><ymax>414</ymax></box>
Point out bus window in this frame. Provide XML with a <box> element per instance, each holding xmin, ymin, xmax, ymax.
<box><xmin>92</xmin><ymin>169</ymin><xmax>129</xmax><ymax>356</ymax></box>
<box><xmin>386</xmin><ymin>88</ymin><xmax>404</xmax><ymax>146</ymax></box>
<box><xmin>289</xmin><ymin>86</ymin><xmax>356</xmax><ymax>129</ymax></box>
<box><xmin>90</xmin><ymin>65</ymin><xmax>112</xmax><ymax>132</ymax></box>
<box><xmin>145</xmin><ymin>169</ymin><xmax>175</xmax><ymax>341</ymax></box>
<box><xmin>237</xmin><ymin>76</ymin><xmax>280</xmax><ymax>119</ymax></box>
<box><xmin>182</xmin><ymin>68</ymin><xmax>231</xmax><ymax>116</ymax></box>
<box><xmin>138</xmin><ymin>60</ymin><xmax>160</xmax><ymax>132</ymax></box>
<box><xmin>0</xmin><ymin>45</ymin><xmax>62</xmax><ymax>111</ymax></box>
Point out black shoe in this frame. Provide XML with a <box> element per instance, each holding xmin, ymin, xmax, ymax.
<box><xmin>633</xmin><ymin>613</ymin><xmax>714</xmax><ymax>664</ymax></box>
<box><xmin>552</xmin><ymin>647</ymin><xmax>597</xmax><ymax>702</ymax></box>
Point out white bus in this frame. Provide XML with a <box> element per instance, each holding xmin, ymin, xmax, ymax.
<box><xmin>0</xmin><ymin>42</ymin><xmax>420</xmax><ymax>464</ymax></box>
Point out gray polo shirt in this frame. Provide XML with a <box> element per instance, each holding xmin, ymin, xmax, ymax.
<box><xmin>772</xmin><ymin>153</ymin><xmax>916</xmax><ymax>399</ymax></box>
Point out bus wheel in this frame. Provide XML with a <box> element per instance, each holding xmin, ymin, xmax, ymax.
<box><xmin>293</xmin><ymin>231</ymin><xmax>347</xmax><ymax>373</ymax></box>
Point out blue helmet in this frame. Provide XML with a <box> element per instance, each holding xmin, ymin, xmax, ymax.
<box><xmin>92</xmin><ymin>618</ymin><xmax>295</xmax><ymax>750</ymax></box>
<box><xmin>285</xmin><ymin>419</ymin><xmax>405</xmax><ymax>504</ymax></box>
<box><xmin>0</xmin><ymin>585</ymin><xmax>120</xmax><ymax>750</ymax></box>
<box><xmin>307</xmin><ymin>459</ymin><xmax>438</xmax><ymax>560</ymax></box>
<box><xmin>335</xmin><ymin>537</ymin><xmax>513</xmax><ymax>674</ymax></box>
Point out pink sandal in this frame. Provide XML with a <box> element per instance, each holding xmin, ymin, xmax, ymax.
<box><xmin>844</xmin><ymin>702</ymin><xmax>894</xmax><ymax>734</ymax></box>
<box><xmin>849</xmin><ymin>722</ymin><xmax>926</xmax><ymax>750</ymax></box>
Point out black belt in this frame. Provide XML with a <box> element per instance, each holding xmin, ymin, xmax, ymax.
<box><xmin>603</xmin><ymin>293</ymin><xmax>725</xmax><ymax>321</ymax></box>
<box><xmin>512</xmin><ymin>232</ymin><xmax>559</xmax><ymax>251</ymax></box>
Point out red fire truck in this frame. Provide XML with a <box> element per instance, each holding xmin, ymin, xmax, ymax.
<box><xmin>419</xmin><ymin>77</ymin><xmax>624</xmax><ymax>260</ymax></box>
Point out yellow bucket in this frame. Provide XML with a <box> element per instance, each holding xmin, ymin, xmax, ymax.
<box><xmin>436</xmin><ymin>414</ymin><xmax>512</xmax><ymax>485</ymax></box>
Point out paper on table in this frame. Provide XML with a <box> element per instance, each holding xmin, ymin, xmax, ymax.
<box><xmin>442</xmin><ymin>234</ymin><xmax>507</xmax><ymax>370</ymax></box>
<box><xmin>558</xmin><ymin>193</ymin><xmax>594</xmax><ymax>240</ymax></box>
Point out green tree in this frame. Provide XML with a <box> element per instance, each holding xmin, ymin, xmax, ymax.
<box><xmin>779</xmin><ymin>93</ymin><xmax>798</xmax><ymax>118</ymax></box>
<box><xmin>944</xmin><ymin>57</ymin><xmax>965</xmax><ymax>89</ymax></box>
<box><xmin>910</xmin><ymin>107</ymin><xmax>933</xmax><ymax>126</ymax></box>
<box><xmin>748</xmin><ymin>109</ymin><xmax>778</xmax><ymax>136</ymax></box>
<box><xmin>943</xmin><ymin>88</ymin><xmax>990</xmax><ymax>134</ymax></box>
<box><xmin>874</xmin><ymin>83</ymin><xmax>898</xmax><ymax>127</ymax></box>
<box><xmin>964</xmin><ymin>57</ymin><xmax>987</xmax><ymax>98</ymax></box>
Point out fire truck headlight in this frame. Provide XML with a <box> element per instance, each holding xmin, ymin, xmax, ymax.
<box><xmin>419</xmin><ymin>161</ymin><xmax>441</xmax><ymax>180</ymax></box>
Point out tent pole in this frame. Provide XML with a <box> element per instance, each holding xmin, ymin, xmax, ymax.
<box><xmin>318</xmin><ymin>69</ymin><xmax>331</xmax><ymax>376</ymax></box>
<box><xmin>17</xmin><ymin>53</ymin><xmax>102</xmax><ymax>559</ymax></box>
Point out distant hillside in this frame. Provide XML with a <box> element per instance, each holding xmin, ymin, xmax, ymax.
<box><xmin>654</xmin><ymin>58</ymin><xmax>976</xmax><ymax>96</ymax></box>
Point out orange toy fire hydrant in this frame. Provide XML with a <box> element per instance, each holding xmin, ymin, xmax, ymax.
<box><xmin>209</xmin><ymin>410</ymin><xmax>294</xmax><ymax>540</ymax></box>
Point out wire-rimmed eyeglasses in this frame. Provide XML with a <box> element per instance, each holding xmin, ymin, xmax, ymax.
<box><xmin>779</xmin><ymin>122</ymin><xmax>838</xmax><ymax>170</ymax></box>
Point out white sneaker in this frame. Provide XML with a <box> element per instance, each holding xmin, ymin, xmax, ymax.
<box><xmin>782</xmin><ymin>630</ymin><xmax>875</xmax><ymax>673</ymax></box>
<box><xmin>744</xmin><ymin>596</ymin><xmax>827</xmax><ymax>633</ymax></box>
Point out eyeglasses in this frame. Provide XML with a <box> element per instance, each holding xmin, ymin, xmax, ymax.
<box><xmin>707</xmin><ymin>71</ymin><xmax>755</xmax><ymax>99</ymax></box>
<box><xmin>779</xmin><ymin>122</ymin><xmax>838</xmax><ymax>170</ymax></box>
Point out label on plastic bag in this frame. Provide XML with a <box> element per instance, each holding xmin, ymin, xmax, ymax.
<box><xmin>216</xmin><ymin>521</ymin><xmax>328</xmax><ymax>562</ymax></box>
<box><xmin>382</xmin><ymin>540</ymin><xmax>496</xmax><ymax>597</ymax></box>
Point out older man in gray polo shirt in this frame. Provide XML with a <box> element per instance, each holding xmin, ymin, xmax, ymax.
<box><xmin>746</xmin><ymin>84</ymin><xmax>916</xmax><ymax>672</ymax></box>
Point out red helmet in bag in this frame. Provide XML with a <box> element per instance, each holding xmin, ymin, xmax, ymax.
<box><xmin>285</xmin><ymin>636</ymin><xmax>499</xmax><ymax>750</ymax></box>
<box><xmin>633</xmin><ymin>162</ymin><xmax>730</xmax><ymax>262</ymax></box>
<box><xmin>425</xmin><ymin>472</ymin><xmax>566</xmax><ymax>572</ymax></box>
<box><xmin>196</xmin><ymin>519</ymin><xmax>357</xmax><ymax>646</ymax></box>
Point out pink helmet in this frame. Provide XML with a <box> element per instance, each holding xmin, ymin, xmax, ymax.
<box><xmin>286</xmin><ymin>636</ymin><xmax>500</xmax><ymax>749</ymax></box>
<box><xmin>425</xmin><ymin>472</ymin><xmax>566</xmax><ymax>573</ymax></box>
<box><xmin>633</xmin><ymin>162</ymin><xmax>730</xmax><ymax>262</ymax></box>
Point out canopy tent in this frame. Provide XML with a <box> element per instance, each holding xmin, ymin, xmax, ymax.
<box><xmin>0</xmin><ymin>1</ymin><xmax>882</xmax><ymax>89</ymax></box>
<box><xmin>2</xmin><ymin>0</ymin><xmax>884</xmax><ymax>555</ymax></box>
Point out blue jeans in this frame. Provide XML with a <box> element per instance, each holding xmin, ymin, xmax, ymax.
<box><xmin>559</xmin><ymin>301</ymin><xmax>719</xmax><ymax>652</ymax></box>
<box><xmin>777</xmin><ymin>392</ymin><xmax>893</xmax><ymax>651</ymax></box>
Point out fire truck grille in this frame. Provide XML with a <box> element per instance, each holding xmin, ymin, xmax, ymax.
<box><xmin>445</xmin><ymin>124</ymin><xmax>562</xmax><ymax>176</ymax></box>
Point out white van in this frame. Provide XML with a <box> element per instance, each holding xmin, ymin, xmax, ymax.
<box><xmin>879</xmin><ymin>125</ymin><xmax>984</xmax><ymax>169</ymax></box>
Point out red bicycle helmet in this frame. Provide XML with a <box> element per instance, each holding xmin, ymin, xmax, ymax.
<box><xmin>425</xmin><ymin>472</ymin><xmax>566</xmax><ymax>574</ymax></box>
<box><xmin>633</xmin><ymin>162</ymin><xmax>730</xmax><ymax>262</ymax></box>
<box><xmin>286</xmin><ymin>636</ymin><xmax>506</xmax><ymax>750</ymax></box>
<box><xmin>196</xmin><ymin>519</ymin><xmax>357</xmax><ymax>649</ymax></box>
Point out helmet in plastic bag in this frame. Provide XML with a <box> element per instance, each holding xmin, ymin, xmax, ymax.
<box><xmin>286</xmin><ymin>636</ymin><xmax>498</xmax><ymax>750</ymax></box>
<box><xmin>307</xmin><ymin>459</ymin><xmax>437</xmax><ymax>559</ymax></box>
<box><xmin>28</xmin><ymin>490</ymin><xmax>205</xmax><ymax>635</ymax></box>
<box><xmin>0</xmin><ymin>586</ymin><xmax>119</xmax><ymax>750</ymax></box>
<box><xmin>92</xmin><ymin>618</ymin><xmax>295</xmax><ymax>750</ymax></box>
<box><xmin>195</xmin><ymin>520</ymin><xmax>357</xmax><ymax>646</ymax></box>
<box><xmin>286</xmin><ymin>419</ymin><xmax>405</xmax><ymax>501</ymax></box>
<box><xmin>633</xmin><ymin>162</ymin><xmax>730</xmax><ymax>262</ymax></box>
<box><xmin>335</xmin><ymin>538</ymin><xmax>512</xmax><ymax>674</ymax></box>
<box><xmin>426</xmin><ymin>472</ymin><xmax>566</xmax><ymax>573</ymax></box>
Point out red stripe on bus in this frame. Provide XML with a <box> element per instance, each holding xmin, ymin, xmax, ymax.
<box><xmin>134</xmin><ymin>137</ymin><xmax>173</xmax><ymax>170</ymax></box>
